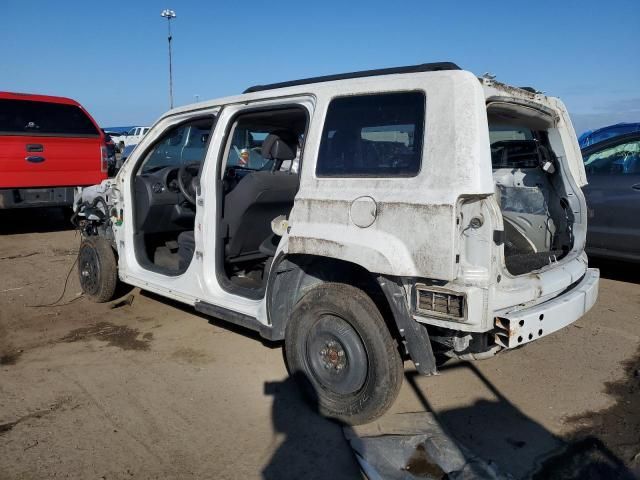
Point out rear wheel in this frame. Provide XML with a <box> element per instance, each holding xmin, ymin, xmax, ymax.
<box><xmin>78</xmin><ymin>237</ymin><xmax>117</xmax><ymax>303</ymax></box>
<box><xmin>284</xmin><ymin>283</ymin><xmax>403</xmax><ymax>425</ymax></box>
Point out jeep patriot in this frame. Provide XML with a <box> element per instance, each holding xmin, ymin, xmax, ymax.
<box><xmin>73</xmin><ymin>63</ymin><xmax>599</xmax><ymax>424</ymax></box>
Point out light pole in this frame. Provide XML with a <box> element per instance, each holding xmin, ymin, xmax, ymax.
<box><xmin>160</xmin><ymin>9</ymin><xmax>176</xmax><ymax>109</ymax></box>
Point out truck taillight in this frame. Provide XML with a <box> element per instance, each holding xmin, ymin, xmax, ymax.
<box><xmin>100</xmin><ymin>145</ymin><xmax>108</xmax><ymax>173</ymax></box>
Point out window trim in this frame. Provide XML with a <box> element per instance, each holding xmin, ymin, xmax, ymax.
<box><xmin>315</xmin><ymin>90</ymin><xmax>426</xmax><ymax>179</ymax></box>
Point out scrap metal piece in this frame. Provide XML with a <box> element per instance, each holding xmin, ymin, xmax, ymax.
<box><xmin>344</xmin><ymin>412</ymin><xmax>508</xmax><ymax>480</ymax></box>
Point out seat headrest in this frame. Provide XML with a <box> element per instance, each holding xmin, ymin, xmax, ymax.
<box><xmin>262</xmin><ymin>130</ymin><xmax>297</xmax><ymax>161</ymax></box>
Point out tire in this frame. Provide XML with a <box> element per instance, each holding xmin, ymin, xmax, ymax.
<box><xmin>78</xmin><ymin>237</ymin><xmax>118</xmax><ymax>303</ymax></box>
<box><xmin>284</xmin><ymin>283</ymin><xmax>403</xmax><ymax>425</ymax></box>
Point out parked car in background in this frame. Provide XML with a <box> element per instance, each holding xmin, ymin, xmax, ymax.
<box><xmin>579</xmin><ymin>122</ymin><xmax>640</xmax><ymax>148</ymax></box>
<box><xmin>103</xmin><ymin>129</ymin><xmax>127</xmax><ymax>152</ymax></box>
<box><xmin>116</xmin><ymin>143</ymin><xmax>137</xmax><ymax>171</ymax></box>
<box><xmin>0</xmin><ymin>91</ymin><xmax>107</xmax><ymax>209</ymax></box>
<box><xmin>102</xmin><ymin>129</ymin><xmax>117</xmax><ymax>176</ymax></box>
<box><xmin>582</xmin><ymin>132</ymin><xmax>640</xmax><ymax>262</ymax></box>
<box><xmin>123</xmin><ymin>126</ymin><xmax>150</xmax><ymax>148</ymax></box>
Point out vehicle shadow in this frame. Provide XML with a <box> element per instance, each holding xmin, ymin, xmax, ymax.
<box><xmin>261</xmin><ymin>372</ymin><xmax>361</xmax><ymax>480</ymax></box>
<box><xmin>406</xmin><ymin>362</ymin><xmax>636</xmax><ymax>479</ymax></box>
<box><xmin>138</xmin><ymin>290</ymin><xmax>281</xmax><ymax>349</ymax></box>
<box><xmin>0</xmin><ymin>207</ymin><xmax>74</xmax><ymax>235</ymax></box>
<box><xmin>589</xmin><ymin>257</ymin><xmax>640</xmax><ymax>284</ymax></box>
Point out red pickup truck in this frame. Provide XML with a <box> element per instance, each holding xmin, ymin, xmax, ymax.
<box><xmin>0</xmin><ymin>92</ymin><xmax>107</xmax><ymax>209</ymax></box>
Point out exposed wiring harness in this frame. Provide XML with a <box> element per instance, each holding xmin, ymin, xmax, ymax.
<box><xmin>28</xmin><ymin>234</ymin><xmax>83</xmax><ymax>308</ymax></box>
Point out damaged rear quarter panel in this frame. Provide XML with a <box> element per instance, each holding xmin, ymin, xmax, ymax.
<box><xmin>285</xmin><ymin>71</ymin><xmax>494</xmax><ymax>281</ymax></box>
<box><xmin>287</xmin><ymin>198</ymin><xmax>456</xmax><ymax>278</ymax></box>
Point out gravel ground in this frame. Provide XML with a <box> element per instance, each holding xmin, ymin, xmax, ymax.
<box><xmin>1</xmin><ymin>208</ymin><xmax>639</xmax><ymax>479</ymax></box>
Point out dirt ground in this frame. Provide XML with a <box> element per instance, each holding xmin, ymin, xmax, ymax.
<box><xmin>1</xmin><ymin>208</ymin><xmax>639</xmax><ymax>480</ymax></box>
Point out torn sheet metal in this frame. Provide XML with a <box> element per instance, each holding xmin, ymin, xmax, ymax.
<box><xmin>343</xmin><ymin>412</ymin><xmax>508</xmax><ymax>480</ymax></box>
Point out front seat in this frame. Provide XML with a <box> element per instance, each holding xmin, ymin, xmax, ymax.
<box><xmin>223</xmin><ymin>131</ymin><xmax>299</xmax><ymax>261</ymax></box>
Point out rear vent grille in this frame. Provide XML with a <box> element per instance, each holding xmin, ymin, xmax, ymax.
<box><xmin>416</xmin><ymin>286</ymin><xmax>465</xmax><ymax>319</ymax></box>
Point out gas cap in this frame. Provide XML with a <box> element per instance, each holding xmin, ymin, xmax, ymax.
<box><xmin>350</xmin><ymin>196</ymin><xmax>377</xmax><ymax>228</ymax></box>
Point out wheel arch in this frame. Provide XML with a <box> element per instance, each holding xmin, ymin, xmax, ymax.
<box><xmin>266</xmin><ymin>253</ymin><xmax>437</xmax><ymax>375</ymax></box>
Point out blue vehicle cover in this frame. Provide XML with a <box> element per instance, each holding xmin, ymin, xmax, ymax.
<box><xmin>579</xmin><ymin>122</ymin><xmax>640</xmax><ymax>148</ymax></box>
<box><xmin>103</xmin><ymin>126</ymin><xmax>136</xmax><ymax>134</ymax></box>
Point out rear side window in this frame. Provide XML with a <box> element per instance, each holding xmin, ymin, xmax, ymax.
<box><xmin>316</xmin><ymin>91</ymin><xmax>425</xmax><ymax>177</ymax></box>
<box><xmin>0</xmin><ymin>99</ymin><xmax>99</xmax><ymax>136</ymax></box>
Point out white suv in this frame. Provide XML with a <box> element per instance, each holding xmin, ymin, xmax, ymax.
<box><xmin>114</xmin><ymin>126</ymin><xmax>149</xmax><ymax>150</ymax></box>
<box><xmin>73</xmin><ymin>63</ymin><xmax>599</xmax><ymax>425</ymax></box>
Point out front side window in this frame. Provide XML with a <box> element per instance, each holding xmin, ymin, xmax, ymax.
<box><xmin>316</xmin><ymin>91</ymin><xmax>425</xmax><ymax>177</ymax></box>
<box><xmin>138</xmin><ymin>118</ymin><xmax>214</xmax><ymax>174</ymax></box>
<box><xmin>225</xmin><ymin>124</ymin><xmax>275</xmax><ymax>170</ymax></box>
<box><xmin>0</xmin><ymin>99</ymin><xmax>99</xmax><ymax>136</ymax></box>
<box><xmin>584</xmin><ymin>139</ymin><xmax>640</xmax><ymax>175</ymax></box>
<box><xmin>222</xmin><ymin>107</ymin><xmax>306</xmax><ymax>172</ymax></box>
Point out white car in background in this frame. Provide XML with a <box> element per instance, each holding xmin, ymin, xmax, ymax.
<box><xmin>123</xmin><ymin>126</ymin><xmax>150</xmax><ymax>148</ymax></box>
<box><xmin>109</xmin><ymin>126</ymin><xmax>150</xmax><ymax>151</ymax></box>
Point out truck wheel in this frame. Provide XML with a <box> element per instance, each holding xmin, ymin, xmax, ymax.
<box><xmin>78</xmin><ymin>237</ymin><xmax>117</xmax><ymax>303</ymax></box>
<box><xmin>285</xmin><ymin>283</ymin><xmax>403</xmax><ymax>425</ymax></box>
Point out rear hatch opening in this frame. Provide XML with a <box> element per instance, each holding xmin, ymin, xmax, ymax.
<box><xmin>488</xmin><ymin>102</ymin><xmax>576</xmax><ymax>276</ymax></box>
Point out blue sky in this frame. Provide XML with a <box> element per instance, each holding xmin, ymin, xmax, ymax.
<box><xmin>3</xmin><ymin>0</ymin><xmax>639</xmax><ymax>134</ymax></box>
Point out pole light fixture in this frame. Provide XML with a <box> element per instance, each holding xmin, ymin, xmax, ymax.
<box><xmin>161</xmin><ymin>9</ymin><xmax>176</xmax><ymax>109</ymax></box>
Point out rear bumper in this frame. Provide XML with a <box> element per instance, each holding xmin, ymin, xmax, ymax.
<box><xmin>0</xmin><ymin>187</ymin><xmax>75</xmax><ymax>209</ymax></box>
<box><xmin>494</xmin><ymin>268</ymin><xmax>599</xmax><ymax>348</ymax></box>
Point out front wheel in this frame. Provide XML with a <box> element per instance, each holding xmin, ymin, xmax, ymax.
<box><xmin>284</xmin><ymin>283</ymin><xmax>403</xmax><ymax>425</ymax></box>
<box><xmin>78</xmin><ymin>237</ymin><xmax>118</xmax><ymax>303</ymax></box>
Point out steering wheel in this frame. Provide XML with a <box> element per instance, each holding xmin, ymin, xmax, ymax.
<box><xmin>178</xmin><ymin>162</ymin><xmax>200</xmax><ymax>205</ymax></box>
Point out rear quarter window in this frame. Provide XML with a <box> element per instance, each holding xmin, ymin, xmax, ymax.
<box><xmin>316</xmin><ymin>91</ymin><xmax>425</xmax><ymax>177</ymax></box>
<box><xmin>0</xmin><ymin>99</ymin><xmax>99</xmax><ymax>137</ymax></box>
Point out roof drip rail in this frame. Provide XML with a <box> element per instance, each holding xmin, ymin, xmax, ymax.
<box><xmin>243</xmin><ymin>62</ymin><xmax>461</xmax><ymax>94</ymax></box>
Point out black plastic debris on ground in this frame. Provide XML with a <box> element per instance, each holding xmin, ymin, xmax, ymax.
<box><xmin>343</xmin><ymin>412</ymin><xmax>508</xmax><ymax>480</ymax></box>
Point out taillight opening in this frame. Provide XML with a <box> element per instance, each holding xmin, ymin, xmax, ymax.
<box><xmin>100</xmin><ymin>145</ymin><xmax>108</xmax><ymax>172</ymax></box>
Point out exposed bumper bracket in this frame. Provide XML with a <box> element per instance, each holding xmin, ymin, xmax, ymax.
<box><xmin>494</xmin><ymin>268</ymin><xmax>599</xmax><ymax>349</ymax></box>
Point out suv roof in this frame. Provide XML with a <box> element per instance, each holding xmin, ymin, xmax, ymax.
<box><xmin>243</xmin><ymin>62</ymin><xmax>461</xmax><ymax>93</ymax></box>
<box><xmin>0</xmin><ymin>91</ymin><xmax>81</xmax><ymax>106</ymax></box>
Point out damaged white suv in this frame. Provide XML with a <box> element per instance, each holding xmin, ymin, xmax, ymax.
<box><xmin>74</xmin><ymin>63</ymin><xmax>599</xmax><ymax>424</ymax></box>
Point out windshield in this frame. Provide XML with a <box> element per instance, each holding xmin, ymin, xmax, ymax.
<box><xmin>138</xmin><ymin>118</ymin><xmax>214</xmax><ymax>174</ymax></box>
<box><xmin>583</xmin><ymin>139</ymin><xmax>640</xmax><ymax>174</ymax></box>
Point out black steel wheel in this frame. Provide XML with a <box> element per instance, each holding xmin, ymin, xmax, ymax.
<box><xmin>78</xmin><ymin>237</ymin><xmax>117</xmax><ymax>303</ymax></box>
<box><xmin>285</xmin><ymin>282</ymin><xmax>403</xmax><ymax>425</ymax></box>
<box><xmin>304</xmin><ymin>314</ymin><xmax>368</xmax><ymax>395</ymax></box>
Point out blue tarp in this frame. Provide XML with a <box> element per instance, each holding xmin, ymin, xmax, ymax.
<box><xmin>102</xmin><ymin>126</ymin><xmax>136</xmax><ymax>134</ymax></box>
<box><xmin>578</xmin><ymin>122</ymin><xmax>640</xmax><ymax>148</ymax></box>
